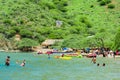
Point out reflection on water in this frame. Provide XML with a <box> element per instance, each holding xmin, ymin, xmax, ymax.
<box><xmin>0</xmin><ymin>52</ymin><xmax>120</xmax><ymax>80</ymax></box>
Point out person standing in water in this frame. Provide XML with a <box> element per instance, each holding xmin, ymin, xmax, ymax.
<box><xmin>48</xmin><ymin>54</ymin><xmax>50</xmax><ymax>59</ymax></box>
<box><xmin>61</xmin><ymin>54</ymin><xmax>64</xmax><ymax>57</ymax></box>
<box><xmin>91</xmin><ymin>57</ymin><xmax>96</xmax><ymax>64</ymax></box>
<box><xmin>5</xmin><ymin>56</ymin><xmax>10</xmax><ymax>66</ymax></box>
<box><xmin>113</xmin><ymin>51</ymin><xmax>116</xmax><ymax>59</ymax></box>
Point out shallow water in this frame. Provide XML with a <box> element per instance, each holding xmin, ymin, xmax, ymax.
<box><xmin>0</xmin><ymin>52</ymin><xmax>120</xmax><ymax>80</ymax></box>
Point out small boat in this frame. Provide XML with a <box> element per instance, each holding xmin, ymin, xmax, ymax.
<box><xmin>59</xmin><ymin>57</ymin><xmax>72</xmax><ymax>60</ymax></box>
<box><xmin>46</xmin><ymin>51</ymin><xmax>53</xmax><ymax>54</ymax></box>
<box><xmin>87</xmin><ymin>53</ymin><xmax>96</xmax><ymax>58</ymax></box>
<box><xmin>54</xmin><ymin>56</ymin><xmax>72</xmax><ymax>60</ymax></box>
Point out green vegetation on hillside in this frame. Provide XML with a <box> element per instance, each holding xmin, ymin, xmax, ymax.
<box><xmin>0</xmin><ymin>0</ymin><xmax>120</xmax><ymax>51</ymax></box>
<box><xmin>113</xmin><ymin>28</ymin><xmax>120</xmax><ymax>50</ymax></box>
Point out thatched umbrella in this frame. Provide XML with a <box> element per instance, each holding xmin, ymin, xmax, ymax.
<box><xmin>41</xmin><ymin>39</ymin><xmax>56</xmax><ymax>46</ymax></box>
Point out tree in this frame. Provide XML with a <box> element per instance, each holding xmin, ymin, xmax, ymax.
<box><xmin>113</xmin><ymin>28</ymin><xmax>120</xmax><ymax>50</ymax></box>
<box><xmin>20</xmin><ymin>29</ymin><xmax>33</xmax><ymax>38</ymax></box>
<box><xmin>94</xmin><ymin>28</ymin><xmax>108</xmax><ymax>48</ymax></box>
<box><xmin>48</xmin><ymin>29</ymin><xmax>68</xmax><ymax>39</ymax></box>
<box><xmin>0</xmin><ymin>33</ymin><xmax>8</xmax><ymax>50</ymax></box>
<box><xmin>108</xmin><ymin>4</ymin><xmax>115</xmax><ymax>9</ymax></box>
<box><xmin>17</xmin><ymin>38</ymin><xmax>39</xmax><ymax>51</ymax></box>
<box><xmin>61</xmin><ymin>35</ymin><xmax>88</xmax><ymax>49</ymax></box>
<box><xmin>0</xmin><ymin>33</ymin><xmax>16</xmax><ymax>50</ymax></box>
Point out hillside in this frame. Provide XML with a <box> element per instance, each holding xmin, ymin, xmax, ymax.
<box><xmin>0</xmin><ymin>0</ymin><xmax>120</xmax><ymax>51</ymax></box>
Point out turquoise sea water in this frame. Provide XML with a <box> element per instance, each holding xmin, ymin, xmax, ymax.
<box><xmin>0</xmin><ymin>52</ymin><xmax>120</xmax><ymax>80</ymax></box>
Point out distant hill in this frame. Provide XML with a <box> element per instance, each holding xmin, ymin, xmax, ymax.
<box><xmin>0</xmin><ymin>0</ymin><xmax>120</xmax><ymax>50</ymax></box>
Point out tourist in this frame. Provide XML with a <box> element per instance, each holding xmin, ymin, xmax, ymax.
<box><xmin>91</xmin><ymin>57</ymin><xmax>96</xmax><ymax>64</ymax></box>
<box><xmin>97</xmin><ymin>63</ymin><xmax>100</xmax><ymax>66</ymax></box>
<box><xmin>113</xmin><ymin>51</ymin><xmax>116</xmax><ymax>59</ymax></box>
<box><xmin>102</xmin><ymin>63</ymin><xmax>105</xmax><ymax>66</ymax></box>
<box><xmin>103</xmin><ymin>53</ymin><xmax>106</xmax><ymax>57</ymax></box>
<box><xmin>61</xmin><ymin>54</ymin><xmax>64</xmax><ymax>57</ymax></box>
<box><xmin>5</xmin><ymin>56</ymin><xmax>10</xmax><ymax>66</ymax></box>
<box><xmin>48</xmin><ymin>54</ymin><xmax>50</xmax><ymax>59</ymax></box>
<box><xmin>20</xmin><ymin>59</ymin><xmax>26</xmax><ymax>67</ymax></box>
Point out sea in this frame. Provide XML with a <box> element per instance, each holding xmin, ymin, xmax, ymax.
<box><xmin>0</xmin><ymin>52</ymin><xmax>120</xmax><ymax>80</ymax></box>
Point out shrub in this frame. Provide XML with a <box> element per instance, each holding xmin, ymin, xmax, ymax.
<box><xmin>90</xmin><ymin>5</ymin><xmax>94</xmax><ymax>8</ymax></box>
<box><xmin>36</xmin><ymin>35</ymin><xmax>45</xmax><ymax>43</ymax></box>
<box><xmin>20</xmin><ymin>29</ymin><xmax>33</xmax><ymax>38</ymax></box>
<box><xmin>85</xmin><ymin>22</ymin><xmax>92</xmax><ymax>28</ymax></box>
<box><xmin>99</xmin><ymin>1</ymin><xmax>106</xmax><ymax>6</ymax></box>
<box><xmin>53</xmin><ymin>0</ymin><xmax>68</xmax><ymax>12</ymax></box>
<box><xmin>3</xmin><ymin>19</ymin><xmax>11</xmax><ymax>25</ymax></box>
<box><xmin>108</xmin><ymin>4</ymin><xmax>115</xmax><ymax>9</ymax></box>
<box><xmin>17</xmin><ymin>38</ymin><xmax>39</xmax><ymax>51</ymax></box>
<box><xmin>105</xmin><ymin>0</ymin><xmax>111</xmax><ymax>4</ymax></box>
<box><xmin>45</xmin><ymin>2</ymin><xmax>56</xmax><ymax>9</ymax></box>
<box><xmin>63</xmin><ymin>2</ymin><xmax>68</xmax><ymax>6</ymax></box>
<box><xmin>60</xmin><ymin>7</ymin><xmax>68</xmax><ymax>12</ymax></box>
<box><xmin>48</xmin><ymin>29</ymin><xmax>65</xmax><ymax>39</ymax></box>
<box><xmin>97</xmin><ymin>0</ymin><xmax>102</xmax><ymax>2</ymax></box>
<box><xmin>99</xmin><ymin>0</ymin><xmax>111</xmax><ymax>6</ymax></box>
<box><xmin>113</xmin><ymin>28</ymin><xmax>120</xmax><ymax>50</ymax></box>
<box><xmin>11</xmin><ymin>20</ymin><xmax>17</xmax><ymax>26</ymax></box>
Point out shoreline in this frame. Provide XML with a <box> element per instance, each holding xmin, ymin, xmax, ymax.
<box><xmin>1</xmin><ymin>49</ymin><xmax>120</xmax><ymax>59</ymax></box>
<box><xmin>1</xmin><ymin>51</ymin><xmax>120</xmax><ymax>58</ymax></box>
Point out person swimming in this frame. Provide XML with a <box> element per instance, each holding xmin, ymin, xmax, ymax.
<box><xmin>20</xmin><ymin>60</ymin><xmax>26</xmax><ymax>67</ymax></box>
<box><xmin>5</xmin><ymin>56</ymin><xmax>10</xmax><ymax>66</ymax></box>
<box><xmin>102</xmin><ymin>63</ymin><xmax>105</xmax><ymax>66</ymax></box>
<box><xmin>97</xmin><ymin>63</ymin><xmax>100</xmax><ymax>66</ymax></box>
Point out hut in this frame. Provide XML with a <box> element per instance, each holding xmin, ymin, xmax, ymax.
<box><xmin>41</xmin><ymin>39</ymin><xmax>63</xmax><ymax>48</ymax></box>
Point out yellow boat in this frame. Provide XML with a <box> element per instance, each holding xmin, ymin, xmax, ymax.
<box><xmin>59</xmin><ymin>57</ymin><xmax>72</xmax><ymax>60</ymax></box>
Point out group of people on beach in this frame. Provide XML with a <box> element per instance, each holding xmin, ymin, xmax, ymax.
<box><xmin>81</xmin><ymin>47</ymin><xmax>118</xmax><ymax>59</ymax></box>
<box><xmin>5</xmin><ymin>56</ymin><xmax>26</xmax><ymax>67</ymax></box>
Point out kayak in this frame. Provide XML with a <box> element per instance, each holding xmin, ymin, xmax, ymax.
<box><xmin>59</xmin><ymin>57</ymin><xmax>72</xmax><ymax>60</ymax></box>
<box><xmin>54</xmin><ymin>56</ymin><xmax>72</xmax><ymax>60</ymax></box>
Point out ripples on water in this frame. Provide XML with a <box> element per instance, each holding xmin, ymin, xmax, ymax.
<box><xmin>0</xmin><ymin>52</ymin><xmax>120</xmax><ymax>80</ymax></box>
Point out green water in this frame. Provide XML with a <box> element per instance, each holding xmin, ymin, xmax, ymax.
<box><xmin>0</xmin><ymin>52</ymin><xmax>120</xmax><ymax>80</ymax></box>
